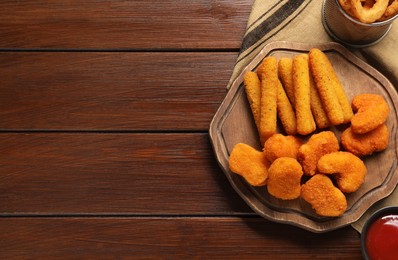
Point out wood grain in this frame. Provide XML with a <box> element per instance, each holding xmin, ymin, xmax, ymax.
<box><xmin>0</xmin><ymin>217</ymin><xmax>361</xmax><ymax>259</ymax></box>
<box><xmin>0</xmin><ymin>0</ymin><xmax>252</xmax><ymax>49</ymax></box>
<box><xmin>0</xmin><ymin>52</ymin><xmax>235</xmax><ymax>131</ymax></box>
<box><xmin>0</xmin><ymin>0</ymin><xmax>367</xmax><ymax>257</ymax></box>
<box><xmin>0</xmin><ymin>133</ymin><xmax>250</xmax><ymax>214</ymax></box>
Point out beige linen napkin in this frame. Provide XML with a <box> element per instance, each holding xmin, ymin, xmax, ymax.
<box><xmin>228</xmin><ymin>0</ymin><xmax>398</xmax><ymax>233</ymax></box>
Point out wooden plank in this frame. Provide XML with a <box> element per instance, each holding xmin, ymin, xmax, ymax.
<box><xmin>0</xmin><ymin>0</ymin><xmax>252</xmax><ymax>49</ymax></box>
<box><xmin>0</xmin><ymin>217</ymin><xmax>362</xmax><ymax>259</ymax></box>
<box><xmin>0</xmin><ymin>133</ymin><xmax>251</xmax><ymax>214</ymax></box>
<box><xmin>0</xmin><ymin>52</ymin><xmax>235</xmax><ymax>131</ymax></box>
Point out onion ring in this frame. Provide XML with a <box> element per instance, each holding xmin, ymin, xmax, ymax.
<box><xmin>378</xmin><ymin>0</ymin><xmax>398</xmax><ymax>20</ymax></box>
<box><xmin>339</xmin><ymin>0</ymin><xmax>356</xmax><ymax>17</ymax></box>
<box><xmin>349</xmin><ymin>0</ymin><xmax>389</xmax><ymax>23</ymax></box>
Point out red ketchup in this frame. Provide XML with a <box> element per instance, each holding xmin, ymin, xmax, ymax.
<box><xmin>365</xmin><ymin>214</ymin><xmax>398</xmax><ymax>260</ymax></box>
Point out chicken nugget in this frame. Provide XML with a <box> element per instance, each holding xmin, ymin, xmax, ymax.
<box><xmin>229</xmin><ymin>143</ymin><xmax>269</xmax><ymax>186</ymax></box>
<box><xmin>309</xmin><ymin>48</ymin><xmax>345</xmax><ymax>125</ymax></box>
<box><xmin>278</xmin><ymin>57</ymin><xmax>295</xmax><ymax>107</ymax></box>
<box><xmin>301</xmin><ymin>174</ymin><xmax>347</xmax><ymax>217</ymax></box>
<box><xmin>259</xmin><ymin>57</ymin><xmax>278</xmax><ymax>143</ymax></box>
<box><xmin>276</xmin><ymin>80</ymin><xmax>297</xmax><ymax>135</ymax></box>
<box><xmin>351</xmin><ymin>93</ymin><xmax>390</xmax><ymax>134</ymax></box>
<box><xmin>263</xmin><ymin>134</ymin><xmax>303</xmax><ymax>163</ymax></box>
<box><xmin>341</xmin><ymin>124</ymin><xmax>389</xmax><ymax>157</ymax></box>
<box><xmin>244</xmin><ymin>71</ymin><xmax>261</xmax><ymax>131</ymax></box>
<box><xmin>297</xmin><ymin>131</ymin><xmax>340</xmax><ymax>176</ymax></box>
<box><xmin>317</xmin><ymin>151</ymin><xmax>366</xmax><ymax>193</ymax></box>
<box><xmin>267</xmin><ymin>157</ymin><xmax>303</xmax><ymax>200</ymax></box>
<box><xmin>293</xmin><ymin>54</ymin><xmax>316</xmax><ymax>135</ymax></box>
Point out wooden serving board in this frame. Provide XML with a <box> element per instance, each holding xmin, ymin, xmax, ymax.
<box><xmin>209</xmin><ymin>41</ymin><xmax>398</xmax><ymax>233</ymax></box>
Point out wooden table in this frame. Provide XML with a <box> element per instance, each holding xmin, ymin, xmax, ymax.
<box><xmin>0</xmin><ymin>1</ymin><xmax>362</xmax><ymax>258</ymax></box>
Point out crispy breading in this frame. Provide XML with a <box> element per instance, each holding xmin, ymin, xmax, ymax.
<box><xmin>350</xmin><ymin>0</ymin><xmax>389</xmax><ymax>23</ymax></box>
<box><xmin>338</xmin><ymin>0</ymin><xmax>356</xmax><ymax>17</ymax></box>
<box><xmin>313</xmin><ymin>49</ymin><xmax>353</xmax><ymax>124</ymax></box>
<box><xmin>229</xmin><ymin>143</ymin><xmax>269</xmax><ymax>186</ymax></box>
<box><xmin>278</xmin><ymin>57</ymin><xmax>295</xmax><ymax>107</ymax></box>
<box><xmin>297</xmin><ymin>131</ymin><xmax>340</xmax><ymax>176</ymax></box>
<box><xmin>267</xmin><ymin>157</ymin><xmax>303</xmax><ymax>200</ymax></box>
<box><xmin>309</xmin><ymin>48</ymin><xmax>345</xmax><ymax>125</ymax></box>
<box><xmin>341</xmin><ymin>124</ymin><xmax>389</xmax><ymax>157</ymax></box>
<box><xmin>379</xmin><ymin>0</ymin><xmax>398</xmax><ymax>21</ymax></box>
<box><xmin>256</xmin><ymin>61</ymin><xmax>266</xmax><ymax>79</ymax></box>
<box><xmin>244</xmin><ymin>71</ymin><xmax>262</xmax><ymax>131</ymax></box>
<box><xmin>309</xmin><ymin>71</ymin><xmax>331</xmax><ymax>129</ymax></box>
<box><xmin>301</xmin><ymin>174</ymin><xmax>347</xmax><ymax>217</ymax></box>
<box><xmin>276</xmin><ymin>80</ymin><xmax>297</xmax><ymax>135</ymax></box>
<box><xmin>317</xmin><ymin>151</ymin><xmax>366</xmax><ymax>193</ymax></box>
<box><xmin>292</xmin><ymin>54</ymin><xmax>316</xmax><ymax>135</ymax></box>
<box><xmin>259</xmin><ymin>57</ymin><xmax>278</xmax><ymax>143</ymax></box>
<box><xmin>351</xmin><ymin>93</ymin><xmax>390</xmax><ymax>134</ymax></box>
<box><xmin>263</xmin><ymin>134</ymin><xmax>303</xmax><ymax>163</ymax></box>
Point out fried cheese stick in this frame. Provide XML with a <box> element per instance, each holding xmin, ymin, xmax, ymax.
<box><xmin>262</xmin><ymin>57</ymin><xmax>296</xmax><ymax>135</ymax></box>
<box><xmin>309</xmin><ymin>71</ymin><xmax>330</xmax><ymax>129</ymax></box>
<box><xmin>324</xmin><ymin>57</ymin><xmax>353</xmax><ymax>123</ymax></box>
<box><xmin>309</xmin><ymin>49</ymin><xmax>345</xmax><ymax>125</ymax></box>
<box><xmin>292</xmin><ymin>54</ymin><xmax>316</xmax><ymax>135</ymax></box>
<box><xmin>243</xmin><ymin>71</ymin><xmax>261</xmax><ymax>131</ymax></box>
<box><xmin>256</xmin><ymin>62</ymin><xmax>266</xmax><ymax>79</ymax></box>
<box><xmin>276</xmin><ymin>80</ymin><xmax>297</xmax><ymax>135</ymax></box>
<box><xmin>278</xmin><ymin>57</ymin><xmax>295</xmax><ymax>107</ymax></box>
<box><xmin>259</xmin><ymin>56</ymin><xmax>278</xmax><ymax>144</ymax></box>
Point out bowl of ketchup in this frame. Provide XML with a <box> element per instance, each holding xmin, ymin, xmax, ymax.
<box><xmin>361</xmin><ymin>206</ymin><xmax>398</xmax><ymax>260</ymax></box>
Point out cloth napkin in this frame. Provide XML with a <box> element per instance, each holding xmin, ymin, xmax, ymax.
<box><xmin>227</xmin><ymin>0</ymin><xmax>398</xmax><ymax>233</ymax></box>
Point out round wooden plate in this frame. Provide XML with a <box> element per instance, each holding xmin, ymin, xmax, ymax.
<box><xmin>209</xmin><ymin>41</ymin><xmax>398</xmax><ymax>233</ymax></box>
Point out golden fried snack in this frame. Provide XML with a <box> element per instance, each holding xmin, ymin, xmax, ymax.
<box><xmin>263</xmin><ymin>134</ymin><xmax>303</xmax><ymax>163</ymax></box>
<box><xmin>311</xmin><ymin>48</ymin><xmax>353</xmax><ymax>123</ymax></box>
<box><xmin>351</xmin><ymin>93</ymin><xmax>390</xmax><ymax>134</ymax></box>
<box><xmin>259</xmin><ymin>57</ymin><xmax>278</xmax><ymax>143</ymax></box>
<box><xmin>338</xmin><ymin>0</ymin><xmax>356</xmax><ymax>17</ymax></box>
<box><xmin>350</xmin><ymin>0</ymin><xmax>389</xmax><ymax>23</ymax></box>
<box><xmin>297</xmin><ymin>131</ymin><xmax>340</xmax><ymax>176</ymax></box>
<box><xmin>256</xmin><ymin>61</ymin><xmax>266</xmax><ymax>78</ymax></box>
<box><xmin>341</xmin><ymin>124</ymin><xmax>389</xmax><ymax>157</ymax></box>
<box><xmin>276</xmin><ymin>80</ymin><xmax>297</xmax><ymax>135</ymax></box>
<box><xmin>309</xmin><ymin>71</ymin><xmax>331</xmax><ymax>129</ymax></box>
<box><xmin>309</xmin><ymin>49</ymin><xmax>345</xmax><ymax>125</ymax></box>
<box><xmin>326</xmin><ymin>64</ymin><xmax>353</xmax><ymax>124</ymax></box>
<box><xmin>292</xmin><ymin>54</ymin><xmax>316</xmax><ymax>135</ymax></box>
<box><xmin>278</xmin><ymin>57</ymin><xmax>295</xmax><ymax>107</ymax></box>
<box><xmin>267</xmin><ymin>157</ymin><xmax>303</xmax><ymax>200</ymax></box>
<box><xmin>229</xmin><ymin>143</ymin><xmax>269</xmax><ymax>186</ymax></box>
<box><xmin>301</xmin><ymin>174</ymin><xmax>347</xmax><ymax>217</ymax></box>
<box><xmin>317</xmin><ymin>151</ymin><xmax>367</xmax><ymax>193</ymax></box>
<box><xmin>244</xmin><ymin>71</ymin><xmax>261</xmax><ymax>131</ymax></box>
<box><xmin>379</xmin><ymin>0</ymin><xmax>398</xmax><ymax>21</ymax></box>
